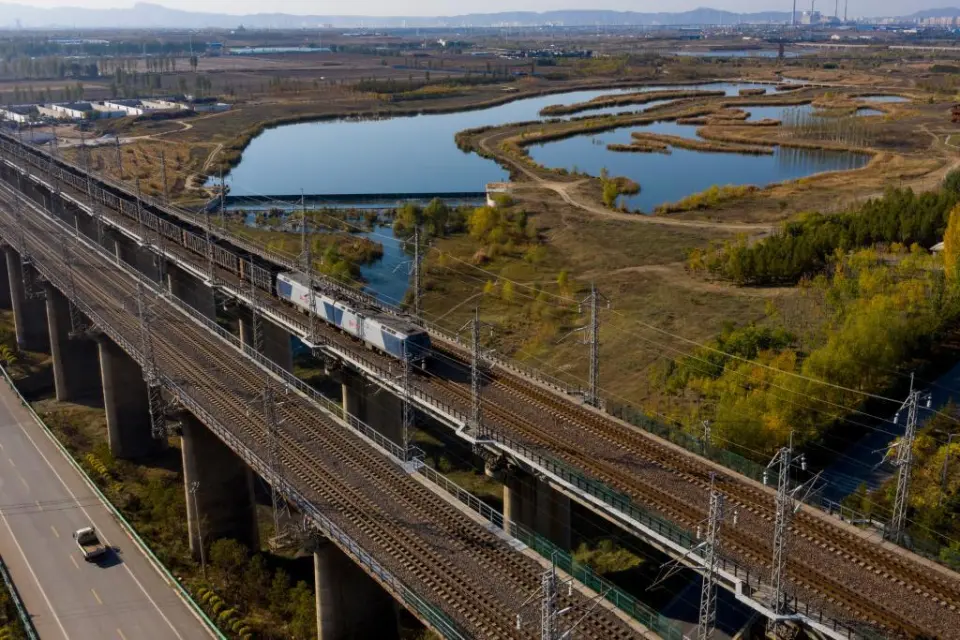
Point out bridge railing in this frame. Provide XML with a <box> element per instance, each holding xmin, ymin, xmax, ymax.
<box><xmin>0</xmin><ymin>202</ymin><xmax>470</xmax><ymax>640</ymax></box>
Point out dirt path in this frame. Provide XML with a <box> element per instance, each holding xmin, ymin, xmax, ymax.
<box><xmin>475</xmin><ymin>128</ymin><xmax>776</xmax><ymax>232</ymax></box>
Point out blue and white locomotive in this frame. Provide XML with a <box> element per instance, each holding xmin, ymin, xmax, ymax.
<box><xmin>276</xmin><ymin>272</ymin><xmax>431</xmax><ymax>365</ymax></box>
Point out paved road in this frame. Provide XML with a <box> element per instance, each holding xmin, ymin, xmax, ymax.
<box><xmin>0</xmin><ymin>381</ymin><xmax>214</xmax><ymax>640</ymax></box>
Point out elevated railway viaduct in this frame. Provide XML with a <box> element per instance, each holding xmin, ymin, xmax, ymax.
<box><xmin>1</xmin><ymin>130</ymin><xmax>959</xmax><ymax>638</ymax></box>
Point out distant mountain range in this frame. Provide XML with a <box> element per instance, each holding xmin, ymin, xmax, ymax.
<box><xmin>0</xmin><ymin>2</ymin><xmax>956</xmax><ymax>29</ymax></box>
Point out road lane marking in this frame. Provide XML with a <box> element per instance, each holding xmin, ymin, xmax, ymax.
<box><xmin>91</xmin><ymin>588</ymin><xmax>102</xmax><ymax>605</ymax></box>
<box><xmin>50</xmin><ymin>525</ymin><xmax>59</xmax><ymax>538</ymax></box>
<box><xmin>6</xmin><ymin>457</ymin><xmax>14</xmax><ymax>468</ymax></box>
<box><xmin>117</xmin><ymin>629</ymin><xmax>127</xmax><ymax>640</ymax></box>
<box><xmin>70</xmin><ymin>555</ymin><xmax>79</xmax><ymax>569</ymax></box>
<box><xmin>0</xmin><ymin>496</ymin><xmax>70</xmax><ymax>639</ymax></box>
<box><xmin>34</xmin><ymin>500</ymin><xmax>42</xmax><ymax>512</ymax></box>
<box><xmin>0</xmin><ymin>390</ymin><xmax>187</xmax><ymax>640</ymax></box>
<box><xmin>18</xmin><ymin>475</ymin><xmax>28</xmax><ymax>490</ymax></box>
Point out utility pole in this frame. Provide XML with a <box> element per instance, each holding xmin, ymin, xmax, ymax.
<box><xmin>888</xmin><ymin>373</ymin><xmax>931</xmax><ymax>544</ymax></box>
<box><xmin>697</xmin><ymin>474</ymin><xmax>725</xmax><ymax>640</ymax></box>
<box><xmin>298</xmin><ymin>194</ymin><xmax>319</xmax><ymax>348</ymax></box>
<box><xmin>159</xmin><ymin>149</ymin><xmax>169</xmax><ymax>205</ymax></box>
<box><xmin>11</xmin><ymin>184</ymin><xmax>41</xmax><ymax>301</ymax></box>
<box><xmin>115</xmin><ymin>135</ymin><xmax>123</xmax><ymax>180</ymax></box>
<box><xmin>135</xmin><ymin>177</ymin><xmax>147</xmax><ymax>240</ymax></box>
<box><xmin>412</xmin><ymin>225</ymin><xmax>422</xmax><ymax>322</ymax></box>
<box><xmin>203</xmin><ymin>203</ymin><xmax>215</xmax><ymax>284</ymax></box>
<box><xmin>459</xmin><ymin>308</ymin><xmax>492</xmax><ymax>440</ymax></box>
<box><xmin>401</xmin><ymin>343</ymin><xmax>414</xmax><ymax>462</ymax></box>
<box><xmin>763</xmin><ymin>431</ymin><xmax>818</xmax><ymax>624</ymax></box>
<box><xmin>135</xmin><ymin>281</ymin><xmax>167</xmax><ymax>440</ymax></box>
<box><xmin>218</xmin><ymin>167</ymin><xmax>226</xmax><ymax>229</ymax></box>
<box><xmin>262</xmin><ymin>385</ymin><xmax>288</xmax><ymax>545</ymax></box>
<box><xmin>56</xmin><ymin>226</ymin><xmax>88</xmax><ymax>338</ymax></box>
<box><xmin>581</xmin><ymin>284</ymin><xmax>607</xmax><ymax>408</ymax></box>
<box><xmin>247</xmin><ymin>259</ymin><xmax>264</xmax><ymax>355</ymax></box>
<box><xmin>540</xmin><ymin>564</ymin><xmax>558</xmax><ymax>640</ymax></box>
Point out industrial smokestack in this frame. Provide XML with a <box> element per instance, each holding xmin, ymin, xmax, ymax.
<box><xmin>792</xmin><ymin>0</ymin><xmax>797</xmax><ymax>26</ymax></box>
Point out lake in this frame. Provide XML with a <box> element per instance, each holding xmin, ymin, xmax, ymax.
<box><xmin>222</xmin><ymin>81</ymin><xmax>867</xmax><ymax>214</ymax></box>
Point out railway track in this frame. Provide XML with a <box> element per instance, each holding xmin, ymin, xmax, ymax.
<box><xmin>3</xmin><ymin>138</ymin><xmax>959</xmax><ymax>636</ymax></box>
<box><xmin>0</xmin><ymin>190</ymin><xmax>639</xmax><ymax>640</ymax></box>
<box><xmin>425</xmin><ymin>371</ymin><xmax>933</xmax><ymax>638</ymax></box>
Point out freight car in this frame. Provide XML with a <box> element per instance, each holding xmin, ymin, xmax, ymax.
<box><xmin>276</xmin><ymin>272</ymin><xmax>431</xmax><ymax>365</ymax></box>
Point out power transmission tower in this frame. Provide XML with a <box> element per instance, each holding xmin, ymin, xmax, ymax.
<box><xmin>887</xmin><ymin>373</ymin><xmax>931</xmax><ymax>544</ymax></box>
<box><xmin>458</xmin><ymin>308</ymin><xmax>493</xmax><ymax>440</ymax></box>
<box><xmin>697</xmin><ymin>474</ymin><xmax>725</xmax><ymax>640</ymax></box>
<box><xmin>135</xmin><ymin>282</ymin><xmax>167</xmax><ymax>440</ymax></box>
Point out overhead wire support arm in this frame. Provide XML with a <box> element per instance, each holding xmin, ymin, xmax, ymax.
<box><xmin>261</xmin><ymin>384</ymin><xmax>291</xmax><ymax>547</ymax></box>
<box><xmin>247</xmin><ymin>258</ymin><xmax>264</xmax><ymax>356</ymax></box>
<box><xmin>458</xmin><ymin>307</ymin><xmax>494</xmax><ymax>442</ymax></box>
<box><xmin>135</xmin><ymin>281</ymin><xmax>167</xmax><ymax>440</ymax></box>
<box><xmin>763</xmin><ymin>431</ymin><xmax>820</xmax><ymax>628</ymax></box>
<box><xmin>298</xmin><ymin>193</ymin><xmax>320</xmax><ymax>349</ymax></box>
<box><xmin>55</xmin><ymin>226</ymin><xmax>90</xmax><ymax>338</ymax></box>
<box><xmin>697</xmin><ymin>473</ymin><xmax>726</xmax><ymax>640</ymax></box>
<box><xmin>557</xmin><ymin>283</ymin><xmax>609</xmax><ymax>408</ymax></box>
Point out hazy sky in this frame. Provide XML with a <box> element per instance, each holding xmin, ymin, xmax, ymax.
<box><xmin>10</xmin><ymin>0</ymin><xmax>947</xmax><ymax>17</ymax></box>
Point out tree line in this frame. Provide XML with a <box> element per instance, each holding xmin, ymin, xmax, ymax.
<box><xmin>689</xmin><ymin>171</ymin><xmax>960</xmax><ymax>285</ymax></box>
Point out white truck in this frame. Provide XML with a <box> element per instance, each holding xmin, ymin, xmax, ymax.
<box><xmin>73</xmin><ymin>526</ymin><xmax>106</xmax><ymax>561</ymax></box>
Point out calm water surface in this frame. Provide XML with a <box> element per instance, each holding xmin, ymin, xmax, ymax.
<box><xmin>225</xmin><ymin>82</ymin><xmax>870</xmax><ymax>213</ymax></box>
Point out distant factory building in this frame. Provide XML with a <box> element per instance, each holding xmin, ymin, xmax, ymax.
<box><xmin>0</xmin><ymin>105</ymin><xmax>39</xmax><ymax>124</ymax></box>
<box><xmin>38</xmin><ymin>102</ymin><xmax>124</xmax><ymax>121</ymax></box>
<box><xmin>801</xmin><ymin>10</ymin><xmax>823</xmax><ymax>24</ymax></box>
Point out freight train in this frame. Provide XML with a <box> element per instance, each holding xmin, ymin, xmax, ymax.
<box><xmin>276</xmin><ymin>272</ymin><xmax>431</xmax><ymax>365</ymax></box>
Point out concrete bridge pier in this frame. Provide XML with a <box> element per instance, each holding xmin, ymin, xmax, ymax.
<box><xmin>115</xmin><ymin>237</ymin><xmax>162</xmax><ymax>283</ymax></box>
<box><xmin>504</xmin><ymin>468</ymin><xmax>572</xmax><ymax>551</ymax></box>
<box><xmin>5</xmin><ymin>247</ymin><xmax>49</xmax><ymax>352</ymax></box>
<box><xmin>0</xmin><ymin>252</ymin><xmax>12</xmax><ymax>310</ymax></box>
<box><xmin>45</xmin><ymin>284</ymin><xmax>100</xmax><ymax>402</ymax></box>
<box><xmin>167</xmin><ymin>263</ymin><xmax>216</xmax><ymax>321</ymax></box>
<box><xmin>239</xmin><ymin>310</ymin><xmax>294</xmax><ymax>372</ymax></box>
<box><xmin>312</xmin><ymin>538</ymin><xmax>399</xmax><ymax>640</ymax></box>
<box><xmin>97</xmin><ymin>336</ymin><xmax>165</xmax><ymax>459</ymax></box>
<box><xmin>338</xmin><ymin>370</ymin><xmax>404</xmax><ymax>447</ymax></box>
<box><xmin>180</xmin><ymin>414</ymin><xmax>259</xmax><ymax>555</ymax></box>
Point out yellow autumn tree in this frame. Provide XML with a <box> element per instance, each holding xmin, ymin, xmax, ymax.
<box><xmin>942</xmin><ymin>203</ymin><xmax>960</xmax><ymax>282</ymax></box>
